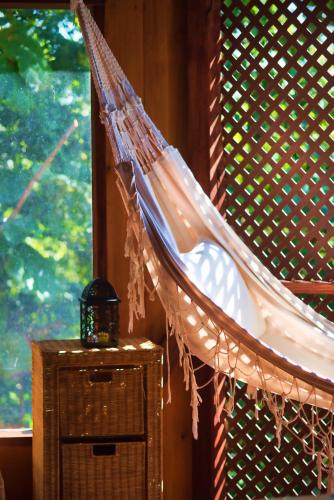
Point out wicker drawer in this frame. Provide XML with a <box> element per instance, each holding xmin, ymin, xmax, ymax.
<box><xmin>59</xmin><ymin>366</ymin><xmax>144</xmax><ymax>437</ymax></box>
<box><xmin>62</xmin><ymin>441</ymin><xmax>146</xmax><ymax>500</ymax></box>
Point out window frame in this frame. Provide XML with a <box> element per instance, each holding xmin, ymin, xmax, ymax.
<box><xmin>0</xmin><ymin>0</ymin><xmax>106</xmax><ymax>438</ymax></box>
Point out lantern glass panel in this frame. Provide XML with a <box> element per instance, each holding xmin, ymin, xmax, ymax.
<box><xmin>80</xmin><ymin>278</ymin><xmax>120</xmax><ymax>348</ymax></box>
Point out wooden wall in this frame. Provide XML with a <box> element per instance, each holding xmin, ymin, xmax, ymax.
<box><xmin>103</xmin><ymin>1</ymin><xmax>193</xmax><ymax>498</ymax></box>
<box><xmin>103</xmin><ymin>0</ymin><xmax>189</xmax><ymax>341</ymax></box>
<box><xmin>0</xmin><ymin>437</ymin><xmax>32</xmax><ymax>500</ymax></box>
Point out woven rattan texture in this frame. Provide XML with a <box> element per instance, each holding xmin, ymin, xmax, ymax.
<box><xmin>62</xmin><ymin>442</ymin><xmax>146</xmax><ymax>500</ymax></box>
<box><xmin>223</xmin><ymin>381</ymin><xmax>328</xmax><ymax>499</ymax></box>
<box><xmin>59</xmin><ymin>366</ymin><xmax>144</xmax><ymax>437</ymax></box>
<box><xmin>219</xmin><ymin>0</ymin><xmax>334</xmax><ymax>321</ymax></box>
<box><xmin>32</xmin><ymin>339</ymin><xmax>162</xmax><ymax>500</ymax></box>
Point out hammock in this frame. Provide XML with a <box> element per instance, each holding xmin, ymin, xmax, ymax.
<box><xmin>72</xmin><ymin>0</ymin><xmax>334</xmax><ymax>486</ymax></box>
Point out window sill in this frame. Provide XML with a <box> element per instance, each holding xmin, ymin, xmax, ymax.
<box><xmin>0</xmin><ymin>429</ymin><xmax>32</xmax><ymax>439</ymax></box>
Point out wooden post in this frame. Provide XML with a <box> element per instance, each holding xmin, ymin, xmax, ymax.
<box><xmin>187</xmin><ymin>1</ymin><xmax>224</xmax><ymax>498</ymax></box>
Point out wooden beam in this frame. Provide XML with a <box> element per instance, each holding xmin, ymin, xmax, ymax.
<box><xmin>90</xmin><ymin>3</ymin><xmax>108</xmax><ymax>279</ymax></box>
<box><xmin>187</xmin><ymin>1</ymin><xmax>222</xmax><ymax>498</ymax></box>
<box><xmin>0</xmin><ymin>0</ymin><xmax>104</xmax><ymax>8</ymax></box>
<box><xmin>187</xmin><ymin>0</ymin><xmax>222</xmax><ymax>197</ymax></box>
<box><xmin>282</xmin><ymin>280</ymin><xmax>334</xmax><ymax>295</ymax></box>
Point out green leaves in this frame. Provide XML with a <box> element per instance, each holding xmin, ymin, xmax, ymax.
<box><xmin>0</xmin><ymin>8</ymin><xmax>92</xmax><ymax>427</ymax></box>
<box><xmin>2</xmin><ymin>217</ymin><xmax>34</xmax><ymax>245</ymax></box>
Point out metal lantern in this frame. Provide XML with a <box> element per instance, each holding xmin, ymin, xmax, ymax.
<box><xmin>79</xmin><ymin>278</ymin><xmax>121</xmax><ymax>348</ymax></box>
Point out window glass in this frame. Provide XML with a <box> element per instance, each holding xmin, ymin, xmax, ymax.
<box><xmin>0</xmin><ymin>9</ymin><xmax>92</xmax><ymax>428</ymax></box>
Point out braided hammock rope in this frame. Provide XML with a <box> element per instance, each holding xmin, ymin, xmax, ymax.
<box><xmin>73</xmin><ymin>0</ymin><xmax>334</xmax><ymax>488</ymax></box>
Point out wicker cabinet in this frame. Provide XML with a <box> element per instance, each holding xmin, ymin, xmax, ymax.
<box><xmin>32</xmin><ymin>338</ymin><xmax>162</xmax><ymax>500</ymax></box>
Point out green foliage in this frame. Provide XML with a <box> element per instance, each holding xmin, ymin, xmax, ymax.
<box><xmin>0</xmin><ymin>9</ymin><xmax>92</xmax><ymax>427</ymax></box>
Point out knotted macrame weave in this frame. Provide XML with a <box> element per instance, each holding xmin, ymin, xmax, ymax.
<box><xmin>72</xmin><ymin>0</ymin><xmax>334</xmax><ymax>488</ymax></box>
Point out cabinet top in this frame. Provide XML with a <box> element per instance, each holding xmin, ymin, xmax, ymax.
<box><xmin>32</xmin><ymin>338</ymin><xmax>162</xmax><ymax>355</ymax></box>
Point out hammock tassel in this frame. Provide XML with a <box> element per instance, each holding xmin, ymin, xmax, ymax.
<box><xmin>327</xmin><ymin>468</ymin><xmax>334</xmax><ymax>494</ymax></box>
<box><xmin>255</xmin><ymin>389</ymin><xmax>260</xmax><ymax>420</ymax></box>
<box><xmin>213</xmin><ymin>373</ymin><xmax>227</xmax><ymax>425</ymax></box>
<box><xmin>213</xmin><ymin>372</ymin><xmax>219</xmax><ymax>401</ymax></box>
<box><xmin>165</xmin><ymin>303</ymin><xmax>183</xmax><ymax>405</ymax></box>
<box><xmin>225</xmin><ymin>396</ymin><xmax>234</xmax><ymax>415</ymax></box>
<box><xmin>165</xmin><ymin>304</ymin><xmax>202</xmax><ymax>438</ymax></box>
<box><xmin>165</xmin><ymin>305</ymin><xmax>187</xmax><ymax>393</ymax></box>
<box><xmin>165</xmin><ymin>315</ymin><xmax>172</xmax><ymax>404</ymax></box>
<box><xmin>191</xmin><ymin>371</ymin><xmax>202</xmax><ymax>440</ymax></box>
<box><xmin>327</xmin><ymin>441</ymin><xmax>334</xmax><ymax>494</ymax></box>
<box><xmin>246</xmin><ymin>384</ymin><xmax>259</xmax><ymax>419</ymax></box>
<box><xmin>124</xmin><ymin>205</ymin><xmax>145</xmax><ymax>332</ymax></box>
<box><xmin>275</xmin><ymin>417</ymin><xmax>282</xmax><ymax>449</ymax></box>
<box><xmin>246</xmin><ymin>384</ymin><xmax>257</xmax><ymax>400</ymax></box>
<box><xmin>225</xmin><ymin>377</ymin><xmax>236</xmax><ymax>416</ymax></box>
<box><xmin>317</xmin><ymin>452</ymin><xmax>322</xmax><ymax>490</ymax></box>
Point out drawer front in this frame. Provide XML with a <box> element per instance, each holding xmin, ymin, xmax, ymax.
<box><xmin>59</xmin><ymin>366</ymin><xmax>144</xmax><ymax>437</ymax></box>
<box><xmin>62</xmin><ymin>442</ymin><xmax>146</xmax><ymax>500</ymax></box>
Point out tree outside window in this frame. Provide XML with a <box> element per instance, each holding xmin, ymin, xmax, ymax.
<box><xmin>0</xmin><ymin>9</ymin><xmax>92</xmax><ymax>428</ymax></box>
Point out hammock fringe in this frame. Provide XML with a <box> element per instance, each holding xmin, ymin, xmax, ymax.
<box><xmin>165</xmin><ymin>304</ymin><xmax>202</xmax><ymax>439</ymax></box>
<box><xmin>75</xmin><ymin>0</ymin><xmax>334</xmax><ymax>489</ymax></box>
<box><xmin>124</xmin><ymin>204</ymin><xmax>146</xmax><ymax>332</ymax></box>
<box><xmin>125</xmin><ymin>251</ymin><xmax>334</xmax><ymax>486</ymax></box>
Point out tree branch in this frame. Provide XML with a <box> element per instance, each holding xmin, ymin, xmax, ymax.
<box><xmin>0</xmin><ymin>119</ymin><xmax>78</xmax><ymax>229</ymax></box>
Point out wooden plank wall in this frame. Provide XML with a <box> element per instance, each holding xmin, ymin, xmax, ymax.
<box><xmin>0</xmin><ymin>437</ymin><xmax>32</xmax><ymax>500</ymax></box>
<box><xmin>103</xmin><ymin>1</ymin><xmax>192</xmax><ymax>499</ymax></box>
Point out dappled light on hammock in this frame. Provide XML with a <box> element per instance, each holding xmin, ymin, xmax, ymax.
<box><xmin>72</xmin><ymin>0</ymin><xmax>334</xmax><ymax>486</ymax></box>
<box><xmin>181</xmin><ymin>240</ymin><xmax>263</xmax><ymax>339</ymax></box>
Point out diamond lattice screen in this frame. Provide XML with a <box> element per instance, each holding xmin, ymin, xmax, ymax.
<box><xmin>222</xmin><ymin>381</ymin><xmax>329</xmax><ymax>499</ymax></box>
<box><xmin>217</xmin><ymin>1</ymin><xmax>334</xmax><ymax>499</ymax></box>
<box><xmin>218</xmin><ymin>0</ymin><xmax>334</xmax><ymax>321</ymax></box>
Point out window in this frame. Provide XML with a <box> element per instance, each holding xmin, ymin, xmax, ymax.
<box><xmin>0</xmin><ymin>8</ymin><xmax>92</xmax><ymax>429</ymax></box>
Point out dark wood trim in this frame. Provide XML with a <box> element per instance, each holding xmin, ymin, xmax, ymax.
<box><xmin>90</xmin><ymin>3</ymin><xmax>108</xmax><ymax>279</ymax></box>
<box><xmin>187</xmin><ymin>1</ymin><xmax>222</xmax><ymax>498</ymax></box>
<box><xmin>187</xmin><ymin>0</ymin><xmax>222</xmax><ymax>197</ymax></box>
<box><xmin>187</xmin><ymin>0</ymin><xmax>210</xmax><ymax>194</ymax></box>
<box><xmin>0</xmin><ymin>0</ymin><xmax>103</xmax><ymax>7</ymax></box>
<box><xmin>192</xmin><ymin>363</ymin><xmax>216</xmax><ymax>500</ymax></box>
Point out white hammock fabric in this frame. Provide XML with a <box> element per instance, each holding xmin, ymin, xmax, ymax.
<box><xmin>72</xmin><ymin>0</ymin><xmax>334</xmax><ymax>486</ymax></box>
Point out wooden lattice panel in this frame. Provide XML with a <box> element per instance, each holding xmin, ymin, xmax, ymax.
<box><xmin>223</xmin><ymin>381</ymin><xmax>329</xmax><ymax>499</ymax></box>
<box><xmin>219</xmin><ymin>0</ymin><xmax>334</xmax><ymax>319</ymax></box>
<box><xmin>300</xmin><ymin>293</ymin><xmax>334</xmax><ymax>318</ymax></box>
<box><xmin>216</xmin><ymin>2</ymin><xmax>334</xmax><ymax>499</ymax></box>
